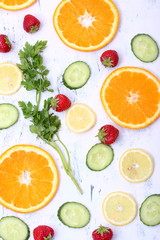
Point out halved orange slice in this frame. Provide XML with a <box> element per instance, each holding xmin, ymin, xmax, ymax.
<box><xmin>53</xmin><ymin>0</ymin><xmax>119</xmax><ymax>51</ymax></box>
<box><xmin>0</xmin><ymin>145</ymin><xmax>59</xmax><ymax>213</ymax></box>
<box><xmin>0</xmin><ymin>0</ymin><xmax>36</xmax><ymax>10</ymax></box>
<box><xmin>100</xmin><ymin>67</ymin><xmax>160</xmax><ymax>129</ymax></box>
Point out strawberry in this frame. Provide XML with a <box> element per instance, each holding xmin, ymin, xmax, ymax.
<box><xmin>23</xmin><ymin>14</ymin><xmax>40</xmax><ymax>33</ymax></box>
<box><xmin>33</xmin><ymin>225</ymin><xmax>54</xmax><ymax>240</ymax></box>
<box><xmin>51</xmin><ymin>94</ymin><xmax>71</xmax><ymax>112</ymax></box>
<box><xmin>92</xmin><ymin>225</ymin><xmax>113</xmax><ymax>240</ymax></box>
<box><xmin>0</xmin><ymin>34</ymin><xmax>12</xmax><ymax>53</ymax></box>
<box><xmin>100</xmin><ymin>50</ymin><xmax>119</xmax><ymax>67</ymax></box>
<box><xmin>98</xmin><ymin>124</ymin><xmax>119</xmax><ymax>145</ymax></box>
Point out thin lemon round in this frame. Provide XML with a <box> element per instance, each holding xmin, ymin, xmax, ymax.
<box><xmin>66</xmin><ymin>103</ymin><xmax>96</xmax><ymax>133</ymax></box>
<box><xmin>53</xmin><ymin>0</ymin><xmax>119</xmax><ymax>51</ymax></box>
<box><xmin>0</xmin><ymin>145</ymin><xmax>59</xmax><ymax>213</ymax></box>
<box><xmin>100</xmin><ymin>67</ymin><xmax>160</xmax><ymax>129</ymax></box>
<box><xmin>0</xmin><ymin>0</ymin><xmax>36</xmax><ymax>11</ymax></box>
<box><xmin>0</xmin><ymin>63</ymin><xmax>23</xmax><ymax>95</ymax></box>
<box><xmin>102</xmin><ymin>191</ymin><xmax>137</xmax><ymax>226</ymax></box>
<box><xmin>119</xmin><ymin>149</ymin><xmax>154</xmax><ymax>183</ymax></box>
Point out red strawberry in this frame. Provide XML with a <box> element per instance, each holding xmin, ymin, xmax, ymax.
<box><xmin>98</xmin><ymin>124</ymin><xmax>119</xmax><ymax>145</ymax></box>
<box><xmin>23</xmin><ymin>14</ymin><xmax>40</xmax><ymax>33</ymax></box>
<box><xmin>92</xmin><ymin>225</ymin><xmax>113</xmax><ymax>240</ymax></box>
<box><xmin>33</xmin><ymin>225</ymin><xmax>54</xmax><ymax>240</ymax></box>
<box><xmin>100</xmin><ymin>50</ymin><xmax>119</xmax><ymax>67</ymax></box>
<box><xmin>0</xmin><ymin>34</ymin><xmax>12</xmax><ymax>53</ymax></box>
<box><xmin>51</xmin><ymin>94</ymin><xmax>71</xmax><ymax>112</ymax></box>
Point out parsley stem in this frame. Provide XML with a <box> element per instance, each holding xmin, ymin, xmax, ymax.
<box><xmin>40</xmin><ymin>136</ymin><xmax>83</xmax><ymax>195</ymax></box>
<box><xmin>18</xmin><ymin>41</ymin><xmax>83</xmax><ymax>195</ymax></box>
<box><xmin>55</xmin><ymin>133</ymin><xmax>70</xmax><ymax>166</ymax></box>
<box><xmin>36</xmin><ymin>91</ymin><xmax>41</xmax><ymax>109</ymax></box>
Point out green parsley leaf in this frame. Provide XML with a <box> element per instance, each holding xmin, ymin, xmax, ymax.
<box><xmin>18</xmin><ymin>41</ymin><xmax>83</xmax><ymax>194</ymax></box>
<box><xmin>17</xmin><ymin>40</ymin><xmax>53</xmax><ymax>94</ymax></box>
<box><xmin>18</xmin><ymin>101</ymin><xmax>38</xmax><ymax>119</ymax></box>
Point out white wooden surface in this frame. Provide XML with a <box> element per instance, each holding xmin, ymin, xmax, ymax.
<box><xmin>0</xmin><ymin>0</ymin><xmax>160</xmax><ymax>239</ymax></box>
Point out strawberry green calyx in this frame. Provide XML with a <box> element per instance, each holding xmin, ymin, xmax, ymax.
<box><xmin>4</xmin><ymin>36</ymin><xmax>11</xmax><ymax>47</ymax></box>
<box><xmin>44</xmin><ymin>234</ymin><xmax>53</xmax><ymax>240</ymax></box>
<box><xmin>98</xmin><ymin>128</ymin><xmax>108</xmax><ymax>141</ymax></box>
<box><xmin>102</xmin><ymin>57</ymin><xmax>113</xmax><ymax>67</ymax></box>
<box><xmin>51</xmin><ymin>97</ymin><xmax>58</xmax><ymax>109</ymax></box>
<box><xmin>30</xmin><ymin>24</ymin><xmax>39</xmax><ymax>33</ymax></box>
<box><xmin>96</xmin><ymin>225</ymin><xmax>110</xmax><ymax>236</ymax></box>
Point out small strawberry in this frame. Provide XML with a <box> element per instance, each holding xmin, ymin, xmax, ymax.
<box><xmin>23</xmin><ymin>14</ymin><xmax>40</xmax><ymax>33</ymax></box>
<box><xmin>100</xmin><ymin>50</ymin><xmax>119</xmax><ymax>68</ymax></box>
<box><xmin>98</xmin><ymin>124</ymin><xmax>119</xmax><ymax>145</ymax></box>
<box><xmin>92</xmin><ymin>225</ymin><xmax>113</xmax><ymax>240</ymax></box>
<box><xmin>0</xmin><ymin>34</ymin><xmax>12</xmax><ymax>53</ymax></box>
<box><xmin>51</xmin><ymin>94</ymin><xmax>71</xmax><ymax>112</ymax></box>
<box><xmin>33</xmin><ymin>225</ymin><xmax>54</xmax><ymax>240</ymax></box>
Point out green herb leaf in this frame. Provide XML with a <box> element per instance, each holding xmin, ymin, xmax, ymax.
<box><xmin>18</xmin><ymin>101</ymin><xmax>38</xmax><ymax>119</ymax></box>
<box><xmin>18</xmin><ymin>41</ymin><xmax>83</xmax><ymax>194</ymax></box>
<box><xmin>17</xmin><ymin>40</ymin><xmax>53</xmax><ymax>94</ymax></box>
<box><xmin>30</xmin><ymin>98</ymin><xmax>61</xmax><ymax>141</ymax></box>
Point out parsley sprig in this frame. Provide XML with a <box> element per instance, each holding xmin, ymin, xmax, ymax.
<box><xmin>18</xmin><ymin>41</ymin><xmax>82</xmax><ymax>194</ymax></box>
<box><xmin>17</xmin><ymin>41</ymin><xmax>53</xmax><ymax>108</ymax></box>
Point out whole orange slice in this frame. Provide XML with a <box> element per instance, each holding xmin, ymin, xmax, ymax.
<box><xmin>53</xmin><ymin>0</ymin><xmax>119</xmax><ymax>51</ymax></box>
<box><xmin>0</xmin><ymin>145</ymin><xmax>59</xmax><ymax>213</ymax></box>
<box><xmin>100</xmin><ymin>67</ymin><xmax>160</xmax><ymax>129</ymax></box>
<box><xmin>0</xmin><ymin>0</ymin><xmax>36</xmax><ymax>11</ymax></box>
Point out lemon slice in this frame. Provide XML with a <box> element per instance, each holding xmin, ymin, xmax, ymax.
<box><xmin>119</xmin><ymin>149</ymin><xmax>154</xmax><ymax>183</ymax></box>
<box><xmin>0</xmin><ymin>63</ymin><xmax>23</xmax><ymax>95</ymax></box>
<box><xmin>66</xmin><ymin>103</ymin><xmax>96</xmax><ymax>133</ymax></box>
<box><xmin>102</xmin><ymin>191</ymin><xmax>137</xmax><ymax>226</ymax></box>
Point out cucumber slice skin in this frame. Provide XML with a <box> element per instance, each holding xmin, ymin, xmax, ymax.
<box><xmin>131</xmin><ymin>34</ymin><xmax>159</xmax><ymax>63</ymax></box>
<box><xmin>0</xmin><ymin>216</ymin><xmax>30</xmax><ymax>240</ymax></box>
<box><xmin>86</xmin><ymin>143</ymin><xmax>114</xmax><ymax>171</ymax></box>
<box><xmin>63</xmin><ymin>61</ymin><xmax>91</xmax><ymax>89</ymax></box>
<box><xmin>0</xmin><ymin>103</ymin><xmax>19</xmax><ymax>130</ymax></box>
<box><xmin>58</xmin><ymin>202</ymin><xmax>90</xmax><ymax>228</ymax></box>
<box><xmin>140</xmin><ymin>194</ymin><xmax>160</xmax><ymax>226</ymax></box>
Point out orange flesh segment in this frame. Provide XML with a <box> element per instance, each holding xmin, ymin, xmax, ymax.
<box><xmin>0</xmin><ymin>0</ymin><xmax>36</xmax><ymax>10</ymax></box>
<box><xmin>58</xmin><ymin>0</ymin><xmax>114</xmax><ymax>46</ymax></box>
<box><xmin>101</xmin><ymin>67</ymin><xmax>160</xmax><ymax>128</ymax></box>
<box><xmin>0</xmin><ymin>146</ymin><xmax>59</xmax><ymax>212</ymax></box>
<box><xmin>54</xmin><ymin>0</ymin><xmax>119</xmax><ymax>51</ymax></box>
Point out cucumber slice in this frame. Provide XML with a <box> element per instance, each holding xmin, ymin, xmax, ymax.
<box><xmin>58</xmin><ymin>202</ymin><xmax>90</xmax><ymax>228</ymax></box>
<box><xmin>140</xmin><ymin>194</ymin><xmax>160</xmax><ymax>226</ymax></box>
<box><xmin>63</xmin><ymin>61</ymin><xmax>91</xmax><ymax>89</ymax></box>
<box><xmin>131</xmin><ymin>34</ymin><xmax>159</xmax><ymax>62</ymax></box>
<box><xmin>0</xmin><ymin>216</ymin><xmax>30</xmax><ymax>240</ymax></box>
<box><xmin>86</xmin><ymin>143</ymin><xmax>114</xmax><ymax>171</ymax></box>
<box><xmin>0</xmin><ymin>103</ymin><xmax>19</xmax><ymax>129</ymax></box>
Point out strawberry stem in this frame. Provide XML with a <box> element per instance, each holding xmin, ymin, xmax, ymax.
<box><xmin>96</xmin><ymin>225</ymin><xmax>109</xmax><ymax>235</ymax></box>
<box><xmin>43</xmin><ymin>234</ymin><xmax>52</xmax><ymax>240</ymax></box>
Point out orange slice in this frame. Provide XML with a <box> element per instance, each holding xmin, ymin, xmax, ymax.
<box><xmin>0</xmin><ymin>145</ymin><xmax>59</xmax><ymax>213</ymax></box>
<box><xmin>0</xmin><ymin>0</ymin><xmax>36</xmax><ymax>11</ymax></box>
<box><xmin>100</xmin><ymin>67</ymin><xmax>160</xmax><ymax>129</ymax></box>
<box><xmin>53</xmin><ymin>0</ymin><xmax>119</xmax><ymax>51</ymax></box>
<box><xmin>102</xmin><ymin>191</ymin><xmax>137</xmax><ymax>226</ymax></box>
